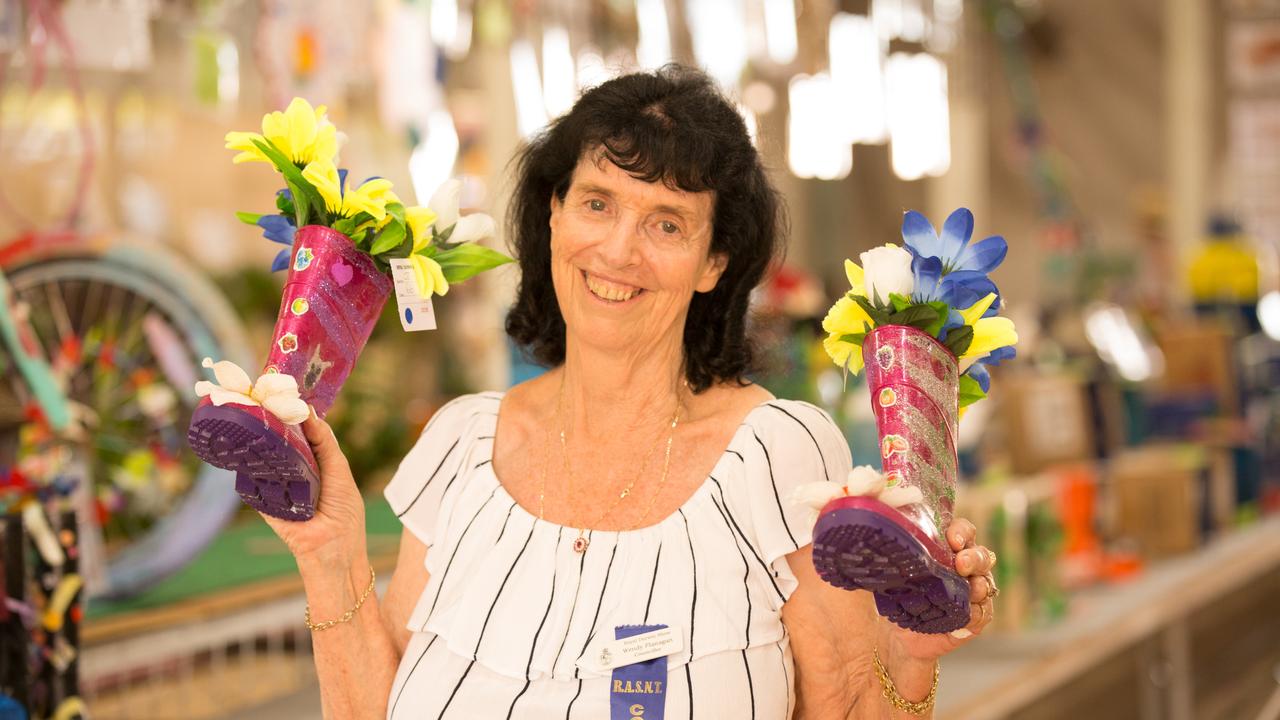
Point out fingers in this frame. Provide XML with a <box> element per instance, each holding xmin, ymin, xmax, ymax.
<box><xmin>948</xmin><ymin>518</ymin><xmax>977</xmax><ymax>552</ymax></box>
<box><xmin>952</xmin><ymin>596</ymin><xmax>995</xmax><ymax>640</ymax></box>
<box><xmin>956</xmin><ymin>545</ymin><xmax>994</xmax><ymax>576</ymax></box>
<box><xmin>301</xmin><ymin>406</ymin><xmax>351</xmax><ymax>475</ymax></box>
<box><xmin>968</xmin><ymin>574</ymin><xmax>990</xmax><ymax>603</ymax></box>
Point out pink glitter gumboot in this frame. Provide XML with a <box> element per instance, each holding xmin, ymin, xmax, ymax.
<box><xmin>811</xmin><ymin>324</ymin><xmax>971</xmax><ymax>634</ymax></box>
<box><xmin>186</xmin><ymin>226</ymin><xmax>391</xmax><ymax>520</ymax></box>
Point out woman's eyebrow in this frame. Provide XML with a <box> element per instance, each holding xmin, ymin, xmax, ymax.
<box><xmin>575</xmin><ymin>182</ymin><xmax>697</xmax><ymax>220</ymax></box>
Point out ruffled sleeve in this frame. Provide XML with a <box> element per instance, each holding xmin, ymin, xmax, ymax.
<box><xmin>737</xmin><ymin>400</ymin><xmax>852</xmax><ymax>598</ymax></box>
<box><xmin>383</xmin><ymin>392</ymin><xmax>503</xmax><ymax>546</ymax></box>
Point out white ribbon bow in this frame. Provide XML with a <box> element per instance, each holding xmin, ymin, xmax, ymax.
<box><xmin>789</xmin><ymin>466</ymin><xmax>925</xmax><ymax>526</ymax></box>
<box><xmin>193</xmin><ymin>358</ymin><xmax>310</xmax><ymax>425</ymax></box>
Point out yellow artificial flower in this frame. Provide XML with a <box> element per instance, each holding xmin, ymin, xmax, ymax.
<box><xmin>409</xmin><ymin>253</ymin><xmax>449</xmax><ymax>298</ymax></box>
<box><xmin>301</xmin><ymin>158</ymin><xmax>395</xmax><ymax>220</ymax></box>
<box><xmin>958</xmin><ymin>292</ymin><xmax>997</xmax><ymax>326</ymax></box>
<box><xmin>822</xmin><ymin>296</ymin><xmax>873</xmax><ymax>374</ymax></box>
<box><xmin>406</xmin><ymin>206</ymin><xmax>439</xmax><ymax>251</ymax></box>
<box><xmin>961</xmin><ymin>316</ymin><xmax>1018</xmax><ymax>363</ymax></box>
<box><xmin>225</xmin><ymin>97</ymin><xmax>339</xmax><ymax>166</ymax></box>
<box><xmin>844</xmin><ymin>258</ymin><xmax>867</xmax><ymax>297</ymax></box>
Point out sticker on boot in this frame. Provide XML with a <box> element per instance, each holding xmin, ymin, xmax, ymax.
<box><xmin>303</xmin><ymin>346</ymin><xmax>334</xmax><ymax>390</ymax></box>
<box><xmin>290</xmin><ymin>298</ymin><xmax>310</xmax><ymax>316</ymax></box>
<box><xmin>278</xmin><ymin>332</ymin><xmax>299</xmax><ymax>354</ymax></box>
<box><xmin>294</xmin><ymin>247</ymin><xmax>314</xmax><ymax>271</ymax></box>
<box><xmin>330</xmin><ymin>260</ymin><xmax>354</xmax><ymax>286</ymax></box>
<box><xmin>877</xmin><ymin>345</ymin><xmax>896</xmax><ymax>371</ymax></box>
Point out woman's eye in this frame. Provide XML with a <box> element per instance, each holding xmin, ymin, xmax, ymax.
<box><xmin>660</xmin><ymin>221</ymin><xmax>681</xmax><ymax>235</ymax></box>
<box><xmin>588</xmin><ymin>199</ymin><xmax>606</xmax><ymax>212</ymax></box>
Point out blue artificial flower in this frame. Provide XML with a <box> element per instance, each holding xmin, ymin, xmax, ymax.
<box><xmin>963</xmin><ymin>346</ymin><xmax>1017</xmax><ymax>393</ymax></box>
<box><xmin>902</xmin><ymin>208</ymin><xmax>1008</xmax><ymax>275</ymax></box>
<box><xmin>256</xmin><ymin>214</ymin><xmax>296</xmax><ymax>272</ymax></box>
<box><xmin>911</xmin><ymin>254</ymin><xmax>1001</xmax><ymax>314</ymax></box>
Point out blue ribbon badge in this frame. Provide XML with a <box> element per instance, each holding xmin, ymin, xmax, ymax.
<box><xmin>609</xmin><ymin>624</ymin><xmax>669</xmax><ymax>720</ymax></box>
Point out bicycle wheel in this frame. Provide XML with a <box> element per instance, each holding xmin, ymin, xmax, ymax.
<box><xmin>3</xmin><ymin>238</ymin><xmax>253</xmax><ymax>599</ymax></box>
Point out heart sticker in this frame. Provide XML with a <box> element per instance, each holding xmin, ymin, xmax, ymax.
<box><xmin>330</xmin><ymin>261</ymin><xmax>354</xmax><ymax>286</ymax></box>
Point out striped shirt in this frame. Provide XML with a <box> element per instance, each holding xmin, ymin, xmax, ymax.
<box><xmin>384</xmin><ymin>392</ymin><xmax>852</xmax><ymax>719</ymax></box>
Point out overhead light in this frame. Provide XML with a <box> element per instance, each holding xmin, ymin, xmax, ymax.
<box><xmin>829</xmin><ymin>13</ymin><xmax>886</xmax><ymax>144</ymax></box>
<box><xmin>1260</xmin><ymin>291</ymin><xmax>1280</xmax><ymax>341</ymax></box>
<box><xmin>686</xmin><ymin>0</ymin><xmax>747</xmax><ymax>87</ymax></box>
<box><xmin>635</xmin><ymin>0</ymin><xmax>672</xmax><ymax>69</ymax></box>
<box><xmin>1084</xmin><ymin>303</ymin><xmax>1165</xmax><ymax>383</ymax></box>
<box><xmin>576</xmin><ymin>49</ymin><xmax>610</xmax><ymax>92</ymax></box>
<box><xmin>885</xmin><ymin>52</ymin><xmax>950</xmax><ymax>180</ymax></box>
<box><xmin>762</xmin><ymin>0</ymin><xmax>798</xmax><ymax>65</ymax></box>
<box><xmin>787</xmin><ymin>73</ymin><xmax>852</xmax><ymax>180</ymax></box>
<box><xmin>408</xmin><ymin>111</ymin><xmax>460</xmax><ymax>206</ymax></box>
<box><xmin>542</xmin><ymin>26</ymin><xmax>576</xmax><ymax>118</ymax></box>
<box><xmin>510</xmin><ymin>39</ymin><xmax>549</xmax><ymax>138</ymax></box>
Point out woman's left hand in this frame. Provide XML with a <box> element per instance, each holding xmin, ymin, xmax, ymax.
<box><xmin>879</xmin><ymin>517</ymin><xmax>997</xmax><ymax>663</ymax></box>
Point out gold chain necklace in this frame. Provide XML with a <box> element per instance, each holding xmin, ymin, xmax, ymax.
<box><xmin>538</xmin><ymin>375</ymin><xmax>683</xmax><ymax>553</ymax></box>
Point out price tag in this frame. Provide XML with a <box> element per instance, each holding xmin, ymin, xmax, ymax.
<box><xmin>389</xmin><ymin>259</ymin><xmax>437</xmax><ymax>332</ymax></box>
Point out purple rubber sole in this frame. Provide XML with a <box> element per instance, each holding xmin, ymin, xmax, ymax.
<box><xmin>187</xmin><ymin>403</ymin><xmax>318</xmax><ymax>521</ymax></box>
<box><xmin>813</xmin><ymin>505</ymin><xmax>970</xmax><ymax>634</ymax></box>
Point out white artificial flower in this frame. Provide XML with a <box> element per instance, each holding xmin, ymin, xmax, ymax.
<box><xmin>844</xmin><ymin>465</ymin><xmax>924</xmax><ymax>509</ymax></box>
<box><xmin>846</xmin><ymin>465</ymin><xmax>887</xmax><ymax>497</ymax></box>
<box><xmin>427</xmin><ymin>179</ymin><xmax>462</xmax><ymax>233</ymax></box>
<box><xmin>194</xmin><ymin>358</ymin><xmax>310</xmax><ymax>425</ymax></box>
<box><xmin>449</xmin><ymin>212</ymin><xmax>497</xmax><ymax>245</ymax></box>
<box><xmin>859</xmin><ymin>244</ymin><xmax>914</xmax><ymax>306</ymax></box>
<box><xmin>789</xmin><ymin>481</ymin><xmax>847</xmax><ymax>526</ymax></box>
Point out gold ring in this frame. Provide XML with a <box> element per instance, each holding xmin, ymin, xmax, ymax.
<box><xmin>988</xmin><ymin>550</ymin><xmax>998</xmax><ymax>567</ymax></box>
<box><xmin>989</xmin><ymin>585</ymin><xmax>1000</xmax><ymax>599</ymax></box>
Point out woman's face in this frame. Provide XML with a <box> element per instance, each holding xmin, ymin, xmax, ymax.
<box><xmin>549</xmin><ymin>153</ymin><xmax>726</xmax><ymax>359</ymax></box>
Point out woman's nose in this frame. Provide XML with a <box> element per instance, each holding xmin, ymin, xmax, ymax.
<box><xmin>597</xmin><ymin>215</ymin><xmax>642</xmax><ymax>267</ymax></box>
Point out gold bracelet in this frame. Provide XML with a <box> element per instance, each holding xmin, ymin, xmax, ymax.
<box><xmin>872</xmin><ymin>646</ymin><xmax>939</xmax><ymax>716</ymax></box>
<box><xmin>304</xmin><ymin>566</ymin><xmax>376</xmax><ymax>632</ymax></box>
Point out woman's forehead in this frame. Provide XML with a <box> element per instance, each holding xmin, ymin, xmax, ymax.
<box><xmin>569</xmin><ymin>153</ymin><xmax>714</xmax><ymax>219</ymax></box>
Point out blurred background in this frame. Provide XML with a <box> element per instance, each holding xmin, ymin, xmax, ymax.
<box><xmin>0</xmin><ymin>0</ymin><xmax>1278</xmax><ymax>718</ymax></box>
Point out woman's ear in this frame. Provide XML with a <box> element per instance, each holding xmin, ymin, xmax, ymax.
<box><xmin>549</xmin><ymin>193</ymin><xmax>563</xmax><ymax>228</ymax></box>
<box><xmin>695</xmin><ymin>252</ymin><xmax>728</xmax><ymax>293</ymax></box>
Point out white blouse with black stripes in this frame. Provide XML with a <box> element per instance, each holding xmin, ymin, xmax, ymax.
<box><xmin>383</xmin><ymin>391</ymin><xmax>852</xmax><ymax>720</ymax></box>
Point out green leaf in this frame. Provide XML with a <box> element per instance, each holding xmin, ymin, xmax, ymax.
<box><xmin>251</xmin><ymin>138</ymin><xmax>327</xmax><ymax>225</ymax></box>
<box><xmin>886</xmin><ymin>304</ymin><xmax>939</xmax><ymax>330</ymax></box>
<box><xmin>959</xmin><ymin>373</ymin><xmax>988</xmax><ymax>408</ymax></box>
<box><xmin>944</xmin><ymin>324</ymin><xmax>974</xmax><ymax>358</ymax></box>
<box><xmin>235</xmin><ymin>211</ymin><xmax>263</xmax><ymax>225</ymax></box>
<box><xmin>889</xmin><ymin>293</ymin><xmax>913</xmax><ymax>313</ymax></box>
<box><xmin>368</xmin><ymin>221</ymin><xmax>406</xmax><ymax>256</ymax></box>
<box><xmin>852</xmin><ymin>294</ymin><xmax>891</xmax><ymax>327</ymax></box>
<box><xmin>275</xmin><ymin>191</ymin><xmax>295</xmax><ymax>216</ymax></box>
<box><xmin>432</xmin><ymin>243</ymin><xmax>515</xmax><ymax>284</ymax></box>
<box><xmin>837</xmin><ymin>332</ymin><xmax>866</xmax><ymax>345</ymax></box>
<box><xmin>332</xmin><ymin>217</ymin><xmax>357</xmax><ymax>237</ymax></box>
<box><xmin>922</xmin><ymin>301</ymin><xmax>952</xmax><ymax>338</ymax></box>
<box><xmin>385</xmin><ymin>202</ymin><xmax>406</xmax><ymax>225</ymax></box>
<box><xmin>283</xmin><ymin>179</ymin><xmax>308</xmax><ymax>228</ymax></box>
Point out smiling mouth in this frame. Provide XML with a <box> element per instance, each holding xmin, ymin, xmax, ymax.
<box><xmin>583</xmin><ymin>270</ymin><xmax>644</xmax><ymax>303</ymax></box>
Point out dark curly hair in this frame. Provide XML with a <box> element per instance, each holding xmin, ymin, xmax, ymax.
<box><xmin>504</xmin><ymin>64</ymin><xmax>785</xmax><ymax>393</ymax></box>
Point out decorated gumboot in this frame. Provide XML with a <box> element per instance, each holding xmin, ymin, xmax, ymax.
<box><xmin>811</xmin><ymin>324</ymin><xmax>971</xmax><ymax>634</ymax></box>
<box><xmin>187</xmin><ymin>226</ymin><xmax>391</xmax><ymax>520</ymax></box>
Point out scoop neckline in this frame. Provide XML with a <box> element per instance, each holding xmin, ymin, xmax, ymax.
<box><xmin>479</xmin><ymin>391</ymin><xmax>779</xmax><ymax>538</ymax></box>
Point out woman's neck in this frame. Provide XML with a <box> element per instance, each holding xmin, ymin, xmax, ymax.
<box><xmin>558</xmin><ymin>333</ymin><xmax>687</xmax><ymax>444</ymax></box>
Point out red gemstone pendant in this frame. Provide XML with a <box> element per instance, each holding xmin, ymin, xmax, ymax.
<box><xmin>572</xmin><ymin>535</ymin><xmax>589</xmax><ymax>553</ymax></box>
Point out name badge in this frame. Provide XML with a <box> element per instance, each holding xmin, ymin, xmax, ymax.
<box><xmin>607</xmin><ymin>625</ymin><xmax>674</xmax><ymax>720</ymax></box>
<box><xmin>389</xmin><ymin>259</ymin><xmax>437</xmax><ymax>331</ymax></box>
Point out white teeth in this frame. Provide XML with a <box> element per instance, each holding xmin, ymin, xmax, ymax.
<box><xmin>585</xmin><ymin>273</ymin><xmax>640</xmax><ymax>302</ymax></box>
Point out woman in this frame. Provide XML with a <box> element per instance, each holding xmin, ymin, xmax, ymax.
<box><xmin>264</xmin><ymin>65</ymin><xmax>998</xmax><ymax>719</ymax></box>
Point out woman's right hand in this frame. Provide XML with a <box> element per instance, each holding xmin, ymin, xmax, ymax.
<box><xmin>259</xmin><ymin>406</ymin><xmax>368</xmax><ymax>569</ymax></box>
